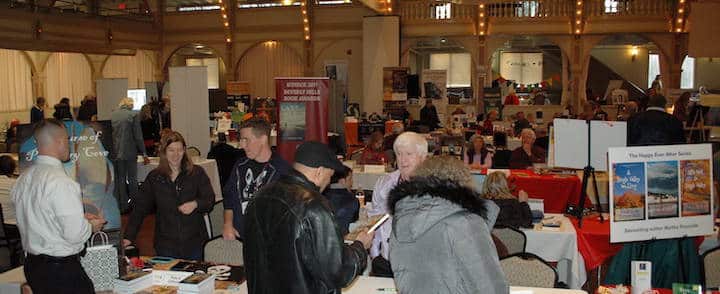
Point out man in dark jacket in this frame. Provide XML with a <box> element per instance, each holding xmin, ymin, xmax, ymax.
<box><xmin>77</xmin><ymin>95</ymin><xmax>97</xmax><ymax>121</ymax></box>
<box><xmin>322</xmin><ymin>166</ymin><xmax>359</xmax><ymax>236</ymax></box>
<box><xmin>419</xmin><ymin>99</ymin><xmax>440</xmax><ymax>131</ymax></box>
<box><xmin>244</xmin><ymin>141</ymin><xmax>373</xmax><ymax>294</ymax></box>
<box><xmin>30</xmin><ymin>97</ymin><xmax>46</xmax><ymax>124</ymax></box>
<box><xmin>222</xmin><ymin>119</ymin><xmax>290</xmax><ymax>240</ymax></box>
<box><xmin>111</xmin><ymin>97</ymin><xmax>149</xmax><ymax>212</ymax></box>
<box><xmin>627</xmin><ymin>95</ymin><xmax>685</xmax><ymax>146</ymax></box>
<box><xmin>208</xmin><ymin>133</ymin><xmax>244</xmax><ymax>187</ymax></box>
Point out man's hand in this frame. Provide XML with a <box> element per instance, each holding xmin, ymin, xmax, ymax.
<box><xmin>142</xmin><ymin>156</ymin><xmax>150</xmax><ymax>165</ymax></box>
<box><xmin>354</xmin><ymin>229</ymin><xmax>375</xmax><ymax>250</ymax></box>
<box><xmin>223</xmin><ymin>225</ymin><xmax>240</xmax><ymax>240</ymax></box>
<box><xmin>122</xmin><ymin>239</ymin><xmax>132</xmax><ymax>247</ymax></box>
<box><xmin>178</xmin><ymin>201</ymin><xmax>198</xmax><ymax>215</ymax></box>
<box><xmin>89</xmin><ymin>217</ymin><xmax>107</xmax><ymax>233</ymax></box>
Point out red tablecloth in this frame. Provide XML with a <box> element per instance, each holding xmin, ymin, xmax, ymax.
<box><xmin>570</xmin><ymin>216</ymin><xmax>622</xmax><ymax>270</ymax></box>
<box><xmin>509</xmin><ymin>170</ymin><xmax>587</xmax><ymax>213</ymax></box>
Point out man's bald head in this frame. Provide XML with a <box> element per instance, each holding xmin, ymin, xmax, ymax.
<box><xmin>34</xmin><ymin>119</ymin><xmax>70</xmax><ymax>161</ymax></box>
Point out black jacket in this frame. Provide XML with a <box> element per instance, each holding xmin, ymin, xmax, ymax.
<box><xmin>627</xmin><ymin>108</ymin><xmax>686</xmax><ymax>146</ymax></box>
<box><xmin>243</xmin><ymin>170</ymin><xmax>367</xmax><ymax>294</ymax></box>
<box><xmin>491</xmin><ymin>198</ymin><xmax>533</xmax><ymax>229</ymax></box>
<box><xmin>420</xmin><ymin>105</ymin><xmax>440</xmax><ymax>130</ymax></box>
<box><xmin>77</xmin><ymin>100</ymin><xmax>97</xmax><ymax>121</ymax></box>
<box><xmin>322</xmin><ymin>187</ymin><xmax>360</xmax><ymax>236</ymax></box>
<box><xmin>124</xmin><ymin>166</ymin><xmax>215</xmax><ymax>259</ymax></box>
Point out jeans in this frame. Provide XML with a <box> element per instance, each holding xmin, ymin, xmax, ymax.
<box><xmin>114</xmin><ymin>158</ymin><xmax>138</xmax><ymax>211</ymax></box>
<box><xmin>24</xmin><ymin>253</ymin><xmax>94</xmax><ymax>294</ymax></box>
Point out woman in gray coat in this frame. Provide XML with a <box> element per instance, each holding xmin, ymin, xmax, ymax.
<box><xmin>388</xmin><ymin>156</ymin><xmax>509</xmax><ymax>294</ymax></box>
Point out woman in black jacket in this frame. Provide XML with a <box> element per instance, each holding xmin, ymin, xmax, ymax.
<box><xmin>123</xmin><ymin>131</ymin><xmax>215</xmax><ymax>259</ymax></box>
<box><xmin>480</xmin><ymin>171</ymin><xmax>533</xmax><ymax>228</ymax></box>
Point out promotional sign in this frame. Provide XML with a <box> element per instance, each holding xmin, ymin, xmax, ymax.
<box><xmin>275</xmin><ymin>77</ymin><xmax>330</xmax><ymax>162</ymax></box>
<box><xmin>383</xmin><ymin>67</ymin><xmax>408</xmax><ymax>101</ymax></box>
<box><xmin>19</xmin><ymin>120</ymin><xmax>121</xmax><ymax>230</ymax></box>
<box><xmin>608</xmin><ymin>144</ymin><xmax>714</xmax><ymax>243</ymax></box>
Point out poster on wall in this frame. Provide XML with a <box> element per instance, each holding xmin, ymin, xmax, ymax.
<box><xmin>227</xmin><ymin>81</ymin><xmax>251</xmax><ymax>110</ymax></box>
<box><xmin>18</xmin><ymin>120</ymin><xmax>121</xmax><ymax>230</ymax></box>
<box><xmin>275</xmin><ymin>77</ymin><xmax>330</xmax><ymax>162</ymax></box>
<box><xmin>608</xmin><ymin>144</ymin><xmax>715</xmax><ymax>243</ymax></box>
<box><xmin>383</xmin><ymin>67</ymin><xmax>408</xmax><ymax>101</ymax></box>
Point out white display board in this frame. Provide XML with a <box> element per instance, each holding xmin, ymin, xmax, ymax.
<box><xmin>127</xmin><ymin>89</ymin><xmax>146</xmax><ymax>110</ymax></box>
<box><xmin>96</xmin><ymin>78</ymin><xmax>128</xmax><ymax>121</ymax></box>
<box><xmin>608</xmin><ymin>144</ymin><xmax>715</xmax><ymax>243</ymax></box>
<box><xmin>553</xmin><ymin>119</ymin><xmax>626</xmax><ymax>171</ymax></box>
<box><xmin>169</xmin><ymin>67</ymin><xmax>210</xmax><ymax>158</ymax></box>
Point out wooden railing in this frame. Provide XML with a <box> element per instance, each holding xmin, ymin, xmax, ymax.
<box><xmin>398</xmin><ymin>0</ymin><xmax>476</xmax><ymax>22</ymax></box>
<box><xmin>585</xmin><ymin>0</ymin><xmax>672</xmax><ymax>17</ymax></box>
<box><xmin>486</xmin><ymin>0</ymin><xmax>573</xmax><ymax>18</ymax></box>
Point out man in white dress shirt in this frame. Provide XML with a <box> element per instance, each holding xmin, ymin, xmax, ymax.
<box><xmin>367</xmin><ymin>132</ymin><xmax>428</xmax><ymax>276</ymax></box>
<box><xmin>12</xmin><ymin>119</ymin><xmax>106</xmax><ymax>294</ymax></box>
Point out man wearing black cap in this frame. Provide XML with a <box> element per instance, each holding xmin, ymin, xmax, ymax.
<box><xmin>243</xmin><ymin>141</ymin><xmax>374</xmax><ymax>294</ymax></box>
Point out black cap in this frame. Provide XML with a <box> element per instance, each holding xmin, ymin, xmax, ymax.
<box><xmin>295</xmin><ymin>141</ymin><xmax>345</xmax><ymax>171</ymax></box>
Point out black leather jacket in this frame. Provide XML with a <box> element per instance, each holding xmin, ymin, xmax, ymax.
<box><xmin>243</xmin><ymin>170</ymin><xmax>367</xmax><ymax>294</ymax></box>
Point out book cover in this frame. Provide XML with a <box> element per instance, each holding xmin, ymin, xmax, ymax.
<box><xmin>180</xmin><ymin>273</ymin><xmax>213</xmax><ymax>285</ymax></box>
<box><xmin>279</xmin><ymin>102</ymin><xmax>306</xmax><ymax>141</ymax></box>
<box><xmin>612</xmin><ymin>162</ymin><xmax>646</xmax><ymax>222</ymax></box>
<box><xmin>647</xmin><ymin>161</ymin><xmax>680</xmax><ymax>219</ymax></box>
<box><xmin>680</xmin><ymin>160</ymin><xmax>712</xmax><ymax>216</ymax></box>
<box><xmin>118</xmin><ymin>271</ymin><xmax>151</xmax><ymax>282</ymax></box>
<box><xmin>671</xmin><ymin>283</ymin><xmax>702</xmax><ymax>294</ymax></box>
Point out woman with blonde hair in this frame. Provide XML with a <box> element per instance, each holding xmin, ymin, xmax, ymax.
<box><xmin>123</xmin><ymin>131</ymin><xmax>215</xmax><ymax>259</ymax></box>
<box><xmin>481</xmin><ymin>171</ymin><xmax>533</xmax><ymax>228</ymax></box>
<box><xmin>388</xmin><ymin>156</ymin><xmax>508</xmax><ymax>294</ymax></box>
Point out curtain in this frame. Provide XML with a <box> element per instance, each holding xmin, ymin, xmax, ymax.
<box><xmin>102</xmin><ymin>50</ymin><xmax>157</xmax><ymax>89</ymax></box>
<box><xmin>45</xmin><ymin>52</ymin><xmax>93</xmax><ymax>107</ymax></box>
<box><xmin>0</xmin><ymin>49</ymin><xmax>33</xmax><ymax>112</ymax></box>
<box><xmin>238</xmin><ymin>42</ymin><xmax>303</xmax><ymax>98</ymax></box>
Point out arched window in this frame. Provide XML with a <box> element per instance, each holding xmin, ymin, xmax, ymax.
<box><xmin>45</xmin><ymin>52</ymin><xmax>93</xmax><ymax>107</ymax></box>
<box><xmin>103</xmin><ymin>50</ymin><xmax>157</xmax><ymax>89</ymax></box>
<box><xmin>238</xmin><ymin>41</ymin><xmax>303</xmax><ymax>98</ymax></box>
<box><xmin>0</xmin><ymin>49</ymin><xmax>33</xmax><ymax>112</ymax></box>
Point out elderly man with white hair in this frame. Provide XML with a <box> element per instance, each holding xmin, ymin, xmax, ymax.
<box><xmin>111</xmin><ymin>97</ymin><xmax>149</xmax><ymax>212</ymax></box>
<box><xmin>367</xmin><ymin>131</ymin><xmax>428</xmax><ymax>277</ymax></box>
<box><xmin>509</xmin><ymin>128</ymin><xmax>546</xmax><ymax>169</ymax></box>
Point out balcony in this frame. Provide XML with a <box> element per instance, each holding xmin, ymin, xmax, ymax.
<box><xmin>399</xmin><ymin>0</ymin><xmax>477</xmax><ymax>36</ymax></box>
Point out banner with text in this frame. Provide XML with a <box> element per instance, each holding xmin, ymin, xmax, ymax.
<box><xmin>608</xmin><ymin>144</ymin><xmax>714</xmax><ymax>243</ymax></box>
<box><xmin>275</xmin><ymin>77</ymin><xmax>330</xmax><ymax>162</ymax></box>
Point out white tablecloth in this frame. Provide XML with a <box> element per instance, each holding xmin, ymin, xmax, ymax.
<box><xmin>137</xmin><ymin>157</ymin><xmax>223</xmax><ymax>202</ymax></box>
<box><xmin>229</xmin><ymin>276</ymin><xmax>588</xmax><ymax>294</ymax></box>
<box><xmin>521</xmin><ymin>214</ymin><xmax>587</xmax><ymax>289</ymax></box>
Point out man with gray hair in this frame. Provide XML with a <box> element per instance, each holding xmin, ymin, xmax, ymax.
<box><xmin>368</xmin><ymin>131</ymin><xmax>428</xmax><ymax>276</ymax></box>
<box><xmin>13</xmin><ymin>119</ymin><xmax>106</xmax><ymax>293</ymax></box>
<box><xmin>111</xmin><ymin>97</ymin><xmax>149</xmax><ymax>212</ymax></box>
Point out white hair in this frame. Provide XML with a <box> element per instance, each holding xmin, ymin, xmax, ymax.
<box><xmin>393</xmin><ymin>131</ymin><xmax>428</xmax><ymax>156</ymax></box>
<box><xmin>520</xmin><ymin>128</ymin><xmax>536</xmax><ymax>139</ymax></box>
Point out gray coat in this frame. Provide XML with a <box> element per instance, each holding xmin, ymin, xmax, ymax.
<box><xmin>388</xmin><ymin>177</ymin><xmax>509</xmax><ymax>294</ymax></box>
<box><xmin>111</xmin><ymin>107</ymin><xmax>146</xmax><ymax>160</ymax></box>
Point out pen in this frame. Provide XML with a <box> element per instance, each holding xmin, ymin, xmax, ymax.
<box><xmin>377</xmin><ymin>288</ymin><xmax>397</xmax><ymax>293</ymax></box>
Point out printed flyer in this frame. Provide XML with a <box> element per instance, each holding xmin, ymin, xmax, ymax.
<box><xmin>608</xmin><ymin>144</ymin><xmax>714</xmax><ymax>243</ymax></box>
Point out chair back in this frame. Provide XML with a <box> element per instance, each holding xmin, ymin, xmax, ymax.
<box><xmin>702</xmin><ymin>246</ymin><xmax>720</xmax><ymax>289</ymax></box>
<box><xmin>500</xmin><ymin>252</ymin><xmax>558</xmax><ymax>288</ymax></box>
<box><xmin>203</xmin><ymin>236</ymin><xmax>244</xmax><ymax>266</ymax></box>
<box><xmin>187</xmin><ymin>146</ymin><xmax>201</xmax><ymax>158</ymax></box>
<box><xmin>492</xmin><ymin>226</ymin><xmax>526</xmax><ymax>255</ymax></box>
<box><xmin>208</xmin><ymin>201</ymin><xmax>224</xmax><ymax>237</ymax></box>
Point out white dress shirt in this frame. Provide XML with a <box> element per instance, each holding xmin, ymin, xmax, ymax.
<box><xmin>367</xmin><ymin>170</ymin><xmax>401</xmax><ymax>260</ymax></box>
<box><xmin>12</xmin><ymin>155</ymin><xmax>91</xmax><ymax>257</ymax></box>
<box><xmin>0</xmin><ymin>175</ymin><xmax>17</xmax><ymax>223</ymax></box>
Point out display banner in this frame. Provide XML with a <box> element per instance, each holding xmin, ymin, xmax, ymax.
<box><xmin>276</xmin><ymin>77</ymin><xmax>330</xmax><ymax>162</ymax></box>
<box><xmin>18</xmin><ymin>120</ymin><xmax>121</xmax><ymax>230</ymax></box>
<box><xmin>608</xmin><ymin>144</ymin><xmax>714</xmax><ymax>243</ymax></box>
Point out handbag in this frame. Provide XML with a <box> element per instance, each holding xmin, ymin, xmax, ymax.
<box><xmin>80</xmin><ymin>231</ymin><xmax>120</xmax><ymax>291</ymax></box>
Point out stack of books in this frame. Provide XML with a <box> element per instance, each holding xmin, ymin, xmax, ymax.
<box><xmin>114</xmin><ymin>271</ymin><xmax>153</xmax><ymax>294</ymax></box>
<box><xmin>177</xmin><ymin>273</ymin><xmax>215</xmax><ymax>294</ymax></box>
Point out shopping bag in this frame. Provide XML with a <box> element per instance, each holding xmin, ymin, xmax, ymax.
<box><xmin>80</xmin><ymin>231</ymin><xmax>119</xmax><ymax>291</ymax></box>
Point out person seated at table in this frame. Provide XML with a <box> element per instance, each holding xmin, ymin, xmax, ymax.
<box><xmin>480</xmin><ymin>110</ymin><xmax>498</xmax><ymax>136</ymax></box>
<box><xmin>360</xmin><ymin>131</ymin><xmax>388</xmax><ymax>165</ymax></box>
<box><xmin>464</xmin><ymin>135</ymin><xmax>492</xmax><ymax>170</ymax></box>
<box><xmin>481</xmin><ymin>171</ymin><xmax>532</xmax><ymax>228</ymax></box>
<box><xmin>322</xmin><ymin>165</ymin><xmax>359</xmax><ymax>236</ymax></box>
<box><xmin>509</xmin><ymin>128</ymin><xmax>546</xmax><ymax>169</ymax></box>
<box><xmin>513</xmin><ymin>111</ymin><xmax>531</xmax><ymax>137</ymax></box>
<box><xmin>388</xmin><ymin>156</ymin><xmax>508</xmax><ymax>294</ymax></box>
<box><xmin>123</xmin><ymin>131</ymin><xmax>216</xmax><ymax>260</ymax></box>
<box><xmin>504</xmin><ymin>88</ymin><xmax>519</xmax><ymax>105</ymax></box>
<box><xmin>0</xmin><ymin>155</ymin><xmax>17</xmax><ymax>224</ymax></box>
<box><xmin>207</xmin><ymin>132</ymin><xmax>244</xmax><ymax>187</ymax></box>
<box><xmin>492</xmin><ymin>132</ymin><xmax>512</xmax><ymax>169</ymax></box>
